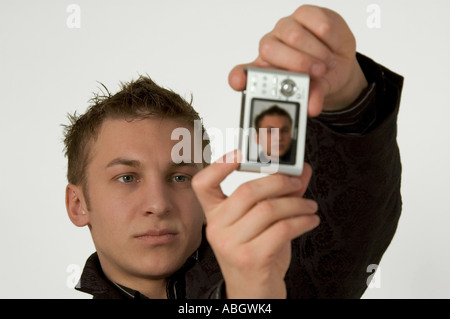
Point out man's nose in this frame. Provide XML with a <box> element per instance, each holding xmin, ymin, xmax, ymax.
<box><xmin>139</xmin><ymin>179</ymin><xmax>173</xmax><ymax>216</ymax></box>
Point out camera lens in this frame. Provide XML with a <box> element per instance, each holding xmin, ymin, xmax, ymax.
<box><xmin>280</xmin><ymin>79</ymin><xmax>296</xmax><ymax>97</ymax></box>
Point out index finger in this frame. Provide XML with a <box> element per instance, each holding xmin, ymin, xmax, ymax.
<box><xmin>191</xmin><ymin>150</ymin><xmax>241</xmax><ymax>213</ymax></box>
<box><xmin>228</xmin><ymin>57</ymin><xmax>269</xmax><ymax>91</ymax></box>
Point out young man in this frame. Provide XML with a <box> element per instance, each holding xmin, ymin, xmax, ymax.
<box><xmin>63</xmin><ymin>77</ymin><xmax>210</xmax><ymax>298</ymax></box>
<box><xmin>64</xmin><ymin>4</ymin><xmax>403</xmax><ymax>299</ymax></box>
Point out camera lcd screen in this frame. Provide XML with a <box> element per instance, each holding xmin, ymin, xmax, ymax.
<box><xmin>247</xmin><ymin>98</ymin><xmax>300</xmax><ymax>165</ymax></box>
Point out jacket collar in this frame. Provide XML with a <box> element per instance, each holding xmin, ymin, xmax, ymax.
<box><xmin>75</xmin><ymin>247</ymin><xmax>201</xmax><ymax>299</ymax></box>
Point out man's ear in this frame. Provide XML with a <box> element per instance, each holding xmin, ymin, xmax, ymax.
<box><xmin>65</xmin><ymin>184</ymin><xmax>90</xmax><ymax>227</ymax></box>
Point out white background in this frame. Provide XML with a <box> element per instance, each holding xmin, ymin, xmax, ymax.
<box><xmin>0</xmin><ymin>0</ymin><xmax>449</xmax><ymax>298</ymax></box>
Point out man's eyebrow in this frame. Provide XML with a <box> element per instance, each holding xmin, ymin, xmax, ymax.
<box><xmin>106</xmin><ymin>158</ymin><xmax>141</xmax><ymax>169</ymax></box>
<box><xmin>169</xmin><ymin>162</ymin><xmax>202</xmax><ymax>170</ymax></box>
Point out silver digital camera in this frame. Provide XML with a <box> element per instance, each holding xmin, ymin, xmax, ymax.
<box><xmin>238</xmin><ymin>67</ymin><xmax>309</xmax><ymax>176</ymax></box>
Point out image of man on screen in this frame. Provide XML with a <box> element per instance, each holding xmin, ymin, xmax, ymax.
<box><xmin>254</xmin><ymin>104</ymin><xmax>297</xmax><ymax>164</ymax></box>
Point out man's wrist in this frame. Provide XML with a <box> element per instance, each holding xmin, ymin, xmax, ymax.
<box><xmin>318</xmin><ymin>82</ymin><xmax>377</xmax><ymax>135</ymax></box>
<box><xmin>315</xmin><ymin>52</ymin><xmax>388</xmax><ymax>135</ymax></box>
<box><xmin>323</xmin><ymin>58</ymin><xmax>368</xmax><ymax>112</ymax></box>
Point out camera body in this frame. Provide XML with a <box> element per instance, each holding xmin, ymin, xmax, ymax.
<box><xmin>238</xmin><ymin>67</ymin><xmax>309</xmax><ymax>176</ymax></box>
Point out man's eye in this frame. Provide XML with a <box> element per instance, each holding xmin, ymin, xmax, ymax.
<box><xmin>172</xmin><ymin>175</ymin><xmax>191</xmax><ymax>183</ymax></box>
<box><xmin>117</xmin><ymin>175</ymin><xmax>136</xmax><ymax>183</ymax></box>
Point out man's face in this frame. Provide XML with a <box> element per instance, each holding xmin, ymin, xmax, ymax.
<box><xmin>257</xmin><ymin>114</ymin><xmax>293</xmax><ymax>158</ymax></box>
<box><xmin>81</xmin><ymin>117</ymin><xmax>204</xmax><ymax>282</ymax></box>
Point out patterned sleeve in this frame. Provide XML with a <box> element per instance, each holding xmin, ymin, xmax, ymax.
<box><xmin>286</xmin><ymin>53</ymin><xmax>404</xmax><ymax>298</ymax></box>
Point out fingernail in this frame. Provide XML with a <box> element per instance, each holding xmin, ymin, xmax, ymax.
<box><xmin>223</xmin><ymin>150</ymin><xmax>241</xmax><ymax>164</ymax></box>
<box><xmin>224</xmin><ymin>150</ymin><xmax>236</xmax><ymax>163</ymax></box>
<box><xmin>306</xmin><ymin>199</ymin><xmax>318</xmax><ymax>211</ymax></box>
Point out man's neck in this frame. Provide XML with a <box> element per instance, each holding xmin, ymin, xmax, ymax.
<box><xmin>122</xmin><ymin>278</ymin><xmax>168</xmax><ymax>299</ymax></box>
<box><xmin>109</xmin><ymin>273</ymin><xmax>168</xmax><ymax>299</ymax></box>
<box><xmin>98</xmin><ymin>255</ymin><xmax>169</xmax><ymax>299</ymax></box>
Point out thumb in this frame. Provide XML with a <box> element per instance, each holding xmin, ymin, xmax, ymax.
<box><xmin>192</xmin><ymin>150</ymin><xmax>241</xmax><ymax>213</ymax></box>
<box><xmin>228</xmin><ymin>57</ymin><xmax>271</xmax><ymax>91</ymax></box>
<box><xmin>307</xmin><ymin>80</ymin><xmax>325</xmax><ymax>117</ymax></box>
<box><xmin>287</xmin><ymin>162</ymin><xmax>314</xmax><ymax>198</ymax></box>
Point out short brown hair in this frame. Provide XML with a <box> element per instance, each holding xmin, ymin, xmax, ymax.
<box><xmin>62</xmin><ymin>75</ymin><xmax>210</xmax><ymax>189</ymax></box>
<box><xmin>254</xmin><ymin>105</ymin><xmax>293</xmax><ymax>131</ymax></box>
